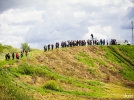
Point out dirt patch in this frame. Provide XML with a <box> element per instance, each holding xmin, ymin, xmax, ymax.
<box><xmin>17</xmin><ymin>75</ymin><xmax>50</xmax><ymax>87</ymax></box>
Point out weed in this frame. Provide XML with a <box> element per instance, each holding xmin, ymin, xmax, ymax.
<box><xmin>43</xmin><ymin>80</ymin><xmax>62</xmax><ymax>91</ymax></box>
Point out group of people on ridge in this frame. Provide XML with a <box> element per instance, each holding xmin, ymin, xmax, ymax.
<box><xmin>5</xmin><ymin>50</ymin><xmax>29</xmax><ymax>60</ymax></box>
<box><xmin>43</xmin><ymin>34</ymin><xmax>109</xmax><ymax>52</ymax></box>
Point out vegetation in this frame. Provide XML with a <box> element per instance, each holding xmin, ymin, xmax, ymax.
<box><xmin>43</xmin><ymin>80</ymin><xmax>62</xmax><ymax>91</ymax></box>
<box><xmin>21</xmin><ymin>42</ymin><xmax>30</xmax><ymax>51</ymax></box>
<box><xmin>0</xmin><ymin>68</ymin><xmax>34</xmax><ymax>100</ymax></box>
<box><xmin>0</xmin><ymin>44</ymin><xmax>134</xmax><ymax>100</ymax></box>
<box><xmin>0</xmin><ymin>43</ymin><xmax>18</xmax><ymax>60</ymax></box>
<box><xmin>0</xmin><ymin>43</ymin><xmax>17</xmax><ymax>53</ymax></box>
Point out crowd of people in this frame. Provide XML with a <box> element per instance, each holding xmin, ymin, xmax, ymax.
<box><xmin>5</xmin><ymin>50</ymin><xmax>29</xmax><ymax>60</ymax></box>
<box><xmin>43</xmin><ymin>34</ymin><xmax>109</xmax><ymax>52</ymax></box>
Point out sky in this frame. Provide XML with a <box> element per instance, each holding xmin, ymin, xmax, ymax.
<box><xmin>0</xmin><ymin>0</ymin><xmax>134</xmax><ymax>49</ymax></box>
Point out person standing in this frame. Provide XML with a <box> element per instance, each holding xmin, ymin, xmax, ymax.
<box><xmin>25</xmin><ymin>50</ymin><xmax>28</xmax><ymax>57</ymax></box>
<box><xmin>103</xmin><ymin>39</ymin><xmax>105</xmax><ymax>45</ymax></box>
<box><xmin>107</xmin><ymin>40</ymin><xmax>109</xmax><ymax>46</ymax></box>
<box><xmin>12</xmin><ymin>52</ymin><xmax>15</xmax><ymax>60</ymax></box>
<box><xmin>16</xmin><ymin>53</ymin><xmax>19</xmax><ymax>59</ymax></box>
<box><xmin>44</xmin><ymin>45</ymin><xmax>47</xmax><ymax>52</ymax></box>
<box><xmin>48</xmin><ymin>44</ymin><xmax>50</xmax><ymax>51</ymax></box>
<box><xmin>91</xmin><ymin>34</ymin><xmax>94</xmax><ymax>40</ymax></box>
<box><xmin>51</xmin><ymin>44</ymin><xmax>54</xmax><ymax>50</ymax></box>
<box><xmin>5</xmin><ymin>53</ymin><xmax>8</xmax><ymax>60</ymax></box>
<box><xmin>20</xmin><ymin>51</ymin><xmax>23</xmax><ymax>58</ymax></box>
<box><xmin>7</xmin><ymin>53</ymin><xmax>10</xmax><ymax>60</ymax></box>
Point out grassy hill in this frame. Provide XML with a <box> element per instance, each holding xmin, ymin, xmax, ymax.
<box><xmin>0</xmin><ymin>45</ymin><xmax>134</xmax><ymax>100</ymax></box>
<box><xmin>0</xmin><ymin>44</ymin><xmax>18</xmax><ymax>60</ymax></box>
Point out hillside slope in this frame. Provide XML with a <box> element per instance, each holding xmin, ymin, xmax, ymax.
<box><xmin>0</xmin><ymin>45</ymin><xmax>134</xmax><ymax>100</ymax></box>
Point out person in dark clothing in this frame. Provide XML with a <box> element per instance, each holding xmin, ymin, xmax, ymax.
<box><xmin>76</xmin><ymin>40</ymin><xmax>79</xmax><ymax>46</ymax></box>
<box><xmin>91</xmin><ymin>34</ymin><xmax>94</xmax><ymax>40</ymax></box>
<box><xmin>51</xmin><ymin>44</ymin><xmax>54</xmax><ymax>50</ymax></box>
<box><xmin>44</xmin><ymin>45</ymin><xmax>47</xmax><ymax>52</ymax></box>
<box><xmin>20</xmin><ymin>51</ymin><xmax>23</xmax><ymax>58</ymax></box>
<box><xmin>87</xmin><ymin>39</ymin><xmax>90</xmax><ymax>45</ymax></box>
<box><xmin>61</xmin><ymin>41</ymin><xmax>64</xmax><ymax>48</ymax></box>
<box><xmin>107</xmin><ymin>40</ymin><xmax>109</xmax><ymax>46</ymax></box>
<box><xmin>25</xmin><ymin>50</ymin><xmax>28</xmax><ymax>57</ymax></box>
<box><xmin>55</xmin><ymin>42</ymin><xmax>59</xmax><ymax>49</ymax></box>
<box><xmin>48</xmin><ymin>44</ymin><xmax>50</xmax><ymax>51</ymax></box>
<box><xmin>103</xmin><ymin>39</ymin><xmax>105</xmax><ymax>45</ymax></box>
<box><xmin>12</xmin><ymin>52</ymin><xmax>15</xmax><ymax>60</ymax></box>
<box><xmin>100</xmin><ymin>39</ymin><xmax>102</xmax><ymax>45</ymax></box>
<box><xmin>7</xmin><ymin>53</ymin><xmax>10</xmax><ymax>60</ymax></box>
<box><xmin>5</xmin><ymin>54</ymin><xmax>8</xmax><ymax>60</ymax></box>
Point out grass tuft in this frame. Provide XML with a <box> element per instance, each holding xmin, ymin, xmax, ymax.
<box><xmin>43</xmin><ymin>80</ymin><xmax>62</xmax><ymax>91</ymax></box>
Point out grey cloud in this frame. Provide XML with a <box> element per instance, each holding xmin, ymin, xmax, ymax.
<box><xmin>0</xmin><ymin>0</ymin><xmax>26</xmax><ymax>13</ymax></box>
<box><xmin>130</xmin><ymin>0</ymin><xmax>134</xmax><ymax>3</ymax></box>
<box><xmin>121</xmin><ymin>6</ymin><xmax>134</xmax><ymax>30</ymax></box>
<box><xmin>121</xmin><ymin>22</ymin><xmax>133</xmax><ymax>29</ymax></box>
<box><xmin>127</xmin><ymin>7</ymin><xmax>134</xmax><ymax>19</ymax></box>
<box><xmin>0</xmin><ymin>0</ymin><xmax>43</xmax><ymax>13</ymax></box>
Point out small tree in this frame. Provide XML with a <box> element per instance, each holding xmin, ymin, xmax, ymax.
<box><xmin>21</xmin><ymin>43</ymin><xmax>30</xmax><ymax>51</ymax></box>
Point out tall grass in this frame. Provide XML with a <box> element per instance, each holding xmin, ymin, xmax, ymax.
<box><xmin>43</xmin><ymin>80</ymin><xmax>62</xmax><ymax>91</ymax></box>
<box><xmin>0</xmin><ymin>68</ymin><xmax>34</xmax><ymax>100</ymax></box>
<box><xmin>9</xmin><ymin>63</ymin><xmax>106</xmax><ymax>97</ymax></box>
<box><xmin>102</xmin><ymin>46</ymin><xmax>134</xmax><ymax>81</ymax></box>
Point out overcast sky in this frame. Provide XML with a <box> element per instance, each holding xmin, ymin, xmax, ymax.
<box><xmin>0</xmin><ymin>0</ymin><xmax>134</xmax><ymax>49</ymax></box>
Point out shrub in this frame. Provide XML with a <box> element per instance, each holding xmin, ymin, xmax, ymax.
<box><xmin>43</xmin><ymin>80</ymin><xmax>62</xmax><ymax>91</ymax></box>
<box><xmin>17</xmin><ymin>63</ymin><xmax>35</xmax><ymax>75</ymax></box>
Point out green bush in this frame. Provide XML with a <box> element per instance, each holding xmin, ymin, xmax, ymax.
<box><xmin>43</xmin><ymin>80</ymin><xmax>62</xmax><ymax>91</ymax></box>
<box><xmin>17</xmin><ymin>63</ymin><xmax>35</xmax><ymax>75</ymax></box>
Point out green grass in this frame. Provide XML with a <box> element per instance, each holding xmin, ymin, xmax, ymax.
<box><xmin>75</xmin><ymin>52</ymin><xmax>95</xmax><ymax>67</ymax></box>
<box><xmin>8</xmin><ymin>63</ymin><xmax>106</xmax><ymax>98</ymax></box>
<box><xmin>100</xmin><ymin>46</ymin><xmax>134</xmax><ymax>81</ymax></box>
<box><xmin>43</xmin><ymin>80</ymin><xmax>62</xmax><ymax>91</ymax></box>
<box><xmin>117</xmin><ymin>45</ymin><xmax>134</xmax><ymax>60</ymax></box>
<box><xmin>88</xmin><ymin>68</ymin><xmax>95</xmax><ymax>74</ymax></box>
<box><xmin>0</xmin><ymin>59</ymin><xmax>18</xmax><ymax>67</ymax></box>
<box><xmin>42</xmin><ymin>80</ymin><xmax>105</xmax><ymax>98</ymax></box>
<box><xmin>0</xmin><ymin>68</ymin><xmax>35</xmax><ymax>100</ymax></box>
<box><xmin>10</xmin><ymin>63</ymin><xmax>58</xmax><ymax>80</ymax></box>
